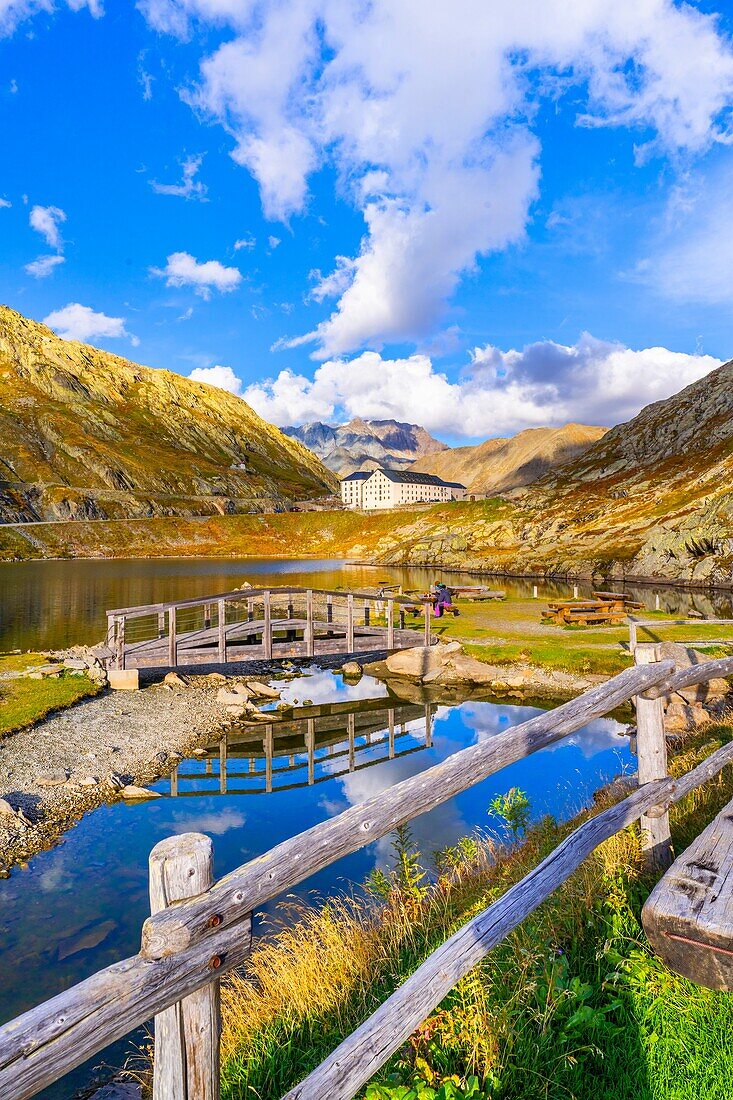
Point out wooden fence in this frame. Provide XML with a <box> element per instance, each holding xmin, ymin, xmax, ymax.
<box><xmin>2</xmin><ymin>645</ymin><xmax>733</xmax><ymax>1099</ymax></box>
<box><xmin>106</xmin><ymin>587</ymin><xmax>434</xmax><ymax>671</ymax></box>
<box><xmin>629</xmin><ymin>615</ymin><xmax>733</xmax><ymax>653</ymax></box>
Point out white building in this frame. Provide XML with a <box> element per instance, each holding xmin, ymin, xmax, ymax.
<box><xmin>341</xmin><ymin>468</ymin><xmax>466</xmax><ymax>510</ymax></box>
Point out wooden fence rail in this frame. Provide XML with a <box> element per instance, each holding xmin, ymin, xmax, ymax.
<box><xmin>1</xmin><ymin>648</ymin><xmax>732</xmax><ymax>1099</ymax></box>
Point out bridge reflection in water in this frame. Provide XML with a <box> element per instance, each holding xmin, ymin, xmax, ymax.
<box><xmin>167</xmin><ymin>696</ymin><xmax>436</xmax><ymax>798</ymax></box>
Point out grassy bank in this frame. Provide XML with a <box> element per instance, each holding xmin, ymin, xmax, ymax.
<box><xmin>217</xmin><ymin>727</ymin><xmax>733</xmax><ymax>1100</ymax></box>
<box><xmin>0</xmin><ymin>654</ymin><xmax>100</xmax><ymax>737</ymax></box>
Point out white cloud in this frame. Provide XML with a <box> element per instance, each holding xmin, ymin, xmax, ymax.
<box><xmin>29</xmin><ymin>204</ymin><xmax>66</xmax><ymax>250</ymax></box>
<box><xmin>267</xmin><ymin>235</ymin><xmax>281</xmax><ymax>250</ymax></box>
<box><xmin>234</xmin><ymin>235</ymin><xmax>255</xmax><ymax>250</ymax></box>
<box><xmin>150</xmin><ymin>153</ymin><xmax>208</xmax><ymax>200</ymax></box>
<box><xmin>151</xmin><ymin>251</ymin><xmax>242</xmax><ymax>299</ymax></box>
<box><xmin>0</xmin><ymin>197</ymin><xmax>11</xmax><ymax>208</ymax></box>
<box><xmin>43</xmin><ymin>303</ymin><xmax>139</xmax><ymax>346</ymax></box>
<box><xmin>141</xmin><ymin>0</ymin><xmax>733</xmax><ymax>358</ymax></box>
<box><xmin>188</xmin><ymin>364</ymin><xmax>242</xmax><ymax>394</ymax></box>
<box><xmin>243</xmin><ymin>335</ymin><xmax>721</xmax><ymax>439</ymax></box>
<box><xmin>0</xmin><ymin>0</ymin><xmax>102</xmax><ymax>37</ymax></box>
<box><xmin>25</xmin><ymin>253</ymin><xmax>65</xmax><ymax>278</ymax></box>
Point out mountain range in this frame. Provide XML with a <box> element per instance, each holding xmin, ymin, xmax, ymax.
<box><xmin>409</xmin><ymin>424</ymin><xmax>607</xmax><ymax>495</ymax></box>
<box><xmin>282</xmin><ymin>418</ymin><xmax>448</xmax><ymax>475</ymax></box>
<box><xmin>0</xmin><ymin>306</ymin><xmax>336</xmax><ymax>523</ymax></box>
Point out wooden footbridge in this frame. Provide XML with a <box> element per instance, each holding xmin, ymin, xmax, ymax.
<box><xmin>3</xmin><ymin>645</ymin><xmax>733</xmax><ymax>1099</ymax></box>
<box><xmin>169</xmin><ymin>697</ymin><xmax>435</xmax><ymax>797</ymax></box>
<box><xmin>106</xmin><ymin>586</ymin><xmax>433</xmax><ymax>671</ymax></box>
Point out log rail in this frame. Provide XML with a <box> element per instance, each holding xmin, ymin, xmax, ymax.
<box><xmin>2</xmin><ymin>647</ymin><xmax>733</xmax><ymax>1099</ymax></box>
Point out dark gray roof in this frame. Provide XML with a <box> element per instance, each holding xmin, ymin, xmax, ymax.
<box><xmin>441</xmin><ymin>481</ymin><xmax>466</xmax><ymax>489</ymax></box>
<box><xmin>342</xmin><ymin>471</ymin><xmax>371</xmax><ymax>481</ymax></box>
<box><xmin>377</xmin><ymin>469</ymin><xmax>466</xmax><ymax>489</ymax></box>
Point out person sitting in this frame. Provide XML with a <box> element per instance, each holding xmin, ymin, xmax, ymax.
<box><xmin>433</xmin><ymin>582</ymin><xmax>459</xmax><ymax>617</ymax></box>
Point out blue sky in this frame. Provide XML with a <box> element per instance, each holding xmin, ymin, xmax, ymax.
<box><xmin>2</xmin><ymin>0</ymin><xmax>733</xmax><ymax>442</ymax></box>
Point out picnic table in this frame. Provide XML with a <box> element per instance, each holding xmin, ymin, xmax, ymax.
<box><xmin>542</xmin><ymin>591</ymin><xmax>642</xmax><ymax>627</ymax></box>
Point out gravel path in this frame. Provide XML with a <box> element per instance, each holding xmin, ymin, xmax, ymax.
<box><xmin>0</xmin><ymin>674</ymin><xmax>240</xmax><ymax>872</ymax></box>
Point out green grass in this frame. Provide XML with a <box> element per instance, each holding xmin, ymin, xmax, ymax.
<box><xmin>217</xmin><ymin>728</ymin><xmax>733</xmax><ymax>1100</ymax></box>
<box><xmin>0</xmin><ymin>655</ymin><xmax>100</xmax><ymax>737</ymax></box>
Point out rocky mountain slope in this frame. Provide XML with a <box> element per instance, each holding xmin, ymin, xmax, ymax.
<box><xmin>0</xmin><ymin>306</ymin><xmax>336</xmax><ymax>523</ymax></box>
<box><xmin>371</xmin><ymin>359</ymin><xmax>733</xmax><ymax>585</ymax></box>
<box><xmin>410</xmin><ymin>423</ymin><xmax>607</xmax><ymax>494</ymax></box>
<box><xmin>283</xmin><ymin>417</ymin><xmax>448</xmax><ymax>475</ymax></box>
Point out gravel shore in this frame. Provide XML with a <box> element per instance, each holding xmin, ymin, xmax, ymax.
<box><xmin>0</xmin><ymin>672</ymin><xmax>245</xmax><ymax>872</ymax></box>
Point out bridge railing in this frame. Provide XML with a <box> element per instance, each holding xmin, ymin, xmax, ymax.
<box><xmin>106</xmin><ymin>586</ymin><xmax>435</xmax><ymax>669</ymax></box>
<box><xmin>2</xmin><ymin>647</ymin><xmax>733</xmax><ymax>1099</ymax></box>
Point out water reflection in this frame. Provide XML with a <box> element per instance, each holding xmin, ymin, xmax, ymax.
<box><xmin>1</xmin><ymin>555</ymin><xmax>730</xmax><ymax>653</ymax></box>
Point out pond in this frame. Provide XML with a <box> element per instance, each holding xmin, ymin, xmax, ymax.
<box><xmin>0</xmin><ymin>667</ymin><xmax>634</xmax><ymax>1099</ymax></box>
<box><xmin>0</xmin><ymin>555</ymin><xmax>731</xmax><ymax>654</ymax></box>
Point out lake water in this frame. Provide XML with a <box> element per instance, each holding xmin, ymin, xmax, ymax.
<box><xmin>0</xmin><ymin>667</ymin><xmax>634</xmax><ymax>1100</ymax></box>
<box><xmin>0</xmin><ymin>555</ymin><xmax>731</xmax><ymax>653</ymax></box>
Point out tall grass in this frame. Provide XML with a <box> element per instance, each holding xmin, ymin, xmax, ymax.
<box><xmin>219</xmin><ymin>726</ymin><xmax>733</xmax><ymax>1100</ymax></box>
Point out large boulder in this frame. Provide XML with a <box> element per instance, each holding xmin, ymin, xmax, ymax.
<box><xmin>384</xmin><ymin>642</ymin><xmax>494</xmax><ymax>685</ymax></box>
<box><xmin>385</xmin><ymin>646</ymin><xmax>443</xmax><ymax>679</ymax></box>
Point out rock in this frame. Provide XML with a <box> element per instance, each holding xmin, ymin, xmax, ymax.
<box><xmin>674</xmin><ymin>679</ymin><xmax>731</xmax><ymax>704</ymax></box>
<box><xmin>246</xmin><ymin>680</ymin><xmax>281</xmax><ymax>699</ymax></box>
<box><xmin>440</xmin><ymin>652</ymin><xmax>494</xmax><ymax>684</ymax></box>
<box><xmin>163</xmin><ymin>671</ymin><xmax>188</xmax><ymax>688</ymax></box>
<box><xmin>90</xmin><ymin>1081</ymin><xmax>142</xmax><ymax>1100</ymax></box>
<box><xmin>207</xmin><ymin>672</ymin><xmax>227</xmax><ymax>682</ymax></box>
<box><xmin>191</xmin><ymin>748</ymin><xmax>208</xmax><ymax>757</ymax></box>
<box><xmin>107</xmin><ymin>773</ymin><xmax>125</xmax><ymax>791</ymax></box>
<box><xmin>77</xmin><ymin>776</ymin><xmax>99</xmax><ymax>787</ymax></box>
<box><xmin>64</xmin><ymin>658</ymin><xmax>89</xmax><ymax>670</ymax></box>
<box><xmin>664</xmin><ymin>702</ymin><xmax>708</xmax><ymax>731</ymax></box>
<box><xmin>224</xmin><ymin>704</ymin><xmax>247</xmax><ymax>718</ymax></box>
<box><xmin>57</xmin><ymin>919</ymin><xmax>117</xmax><ymax>961</ymax></box>
<box><xmin>341</xmin><ymin>661</ymin><xmax>363</xmax><ymax>680</ymax></box>
<box><xmin>36</xmin><ymin>770</ymin><xmax>71</xmax><ymax>788</ymax></box>
<box><xmin>0</xmin><ymin>798</ymin><xmax>17</xmax><ymax>818</ymax></box>
<box><xmin>385</xmin><ymin>646</ymin><xmax>443</xmax><ymax>679</ymax></box>
<box><xmin>217</xmin><ymin>688</ymin><xmax>248</xmax><ymax>706</ymax></box>
<box><xmin>120</xmin><ymin>785</ymin><xmax>161</xmax><ymax>800</ymax></box>
<box><xmin>231</xmin><ymin>683</ymin><xmax>251</xmax><ymax>697</ymax></box>
<box><xmin>490</xmin><ymin>679</ymin><xmax>508</xmax><ymax>691</ymax></box>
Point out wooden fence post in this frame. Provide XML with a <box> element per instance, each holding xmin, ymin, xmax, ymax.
<box><xmin>327</xmin><ymin>594</ymin><xmax>333</xmax><ymax>624</ymax></box>
<box><xmin>363</xmin><ymin>600</ymin><xmax>370</xmax><ymax>627</ymax></box>
<box><xmin>149</xmin><ymin>833</ymin><xmax>220</xmax><ymax>1100</ymax></box>
<box><xmin>217</xmin><ymin>600</ymin><xmax>226</xmax><ymax>664</ymax></box>
<box><xmin>265</xmin><ymin>723</ymin><xmax>273</xmax><ymax>792</ymax></box>
<box><xmin>106</xmin><ymin>614</ymin><xmax>116</xmax><ymax>648</ymax></box>
<box><xmin>158</xmin><ymin>611</ymin><xmax>166</xmax><ymax>640</ymax></box>
<box><xmin>203</xmin><ymin>604</ymin><xmax>211</xmax><ymax>631</ymax></box>
<box><xmin>387</xmin><ymin>599</ymin><xmax>395</xmax><ymax>649</ymax></box>
<box><xmin>424</xmin><ymin>602</ymin><xmax>431</xmax><ymax>646</ymax></box>
<box><xmin>347</xmin><ymin>594</ymin><xmax>355</xmax><ymax>652</ymax></box>
<box><xmin>306</xmin><ymin>590</ymin><xmax>315</xmax><ymax>657</ymax></box>
<box><xmin>388</xmin><ymin>708</ymin><xmax>395</xmax><ymax>758</ymax></box>
<box><xmin>263</xmin><ymin>591</ymin><xmax>272</xmax><ymax>660</ymax></box>
<box><xmin>116</xmin><ymin>617</ymin><xmax>126</xmax><ymax>671</ymax></box>
<box><xmin>399</xmin><ymin>608</ymin><xmax>406</xmax><ymax>631</ymax></box>
<box><xmin>168</xmin><ymin>607</ymin><xmax>177</xmax><ymax>669</ymax></box>
<box><xmin>629</xmin><ymin>619</ymin><xmax>638</xmax><ymax>654</ymax></box>
<box><xmin>634</xmin><ymin>644</ymin><xmax>673</xmax><ymax>871</ymax></box>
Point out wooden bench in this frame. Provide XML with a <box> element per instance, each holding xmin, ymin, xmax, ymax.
<box><xmin>642</xmin><ymin>794</ymin><xmax>733</xmax><ymax>991</ymax></box>
<box><xmin>543</xmin><ymin>599</ymin><xmax>627</xmax><ymax>626</ymax></box>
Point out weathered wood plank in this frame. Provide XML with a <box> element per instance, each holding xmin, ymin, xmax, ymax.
<box><xmin>140</xmin><ymin>662</ymin><xmax>674</xmax><ymax>959</ymax></box>
<box><xmin>644</xmin><ymin>654</ymin><xmax>733</xmax><ymax>699</ymax></box>
<box><xmin>642</xmin><ymin>794</ymin><xmax>733</xmax><ymax>991</ymax></box>
<box><xmin>149</xmin><ymin>834</ymin><xmax>220</xmax><ymax>1100</ymax></box>
<box><xmin>0</xmin><ymin>917</ymin><xmax>252</xmax><ymax>1100</ymax></box>
<box><xmin>635</xmin><ymin>645</ymin><xmax>673</xmax><ymax>870</ymax></box>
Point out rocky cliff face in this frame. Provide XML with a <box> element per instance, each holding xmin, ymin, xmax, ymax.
<box><xmin>283</xmin><ymin>417</ymin><xmax>448</xmax><ymax>475</ymax></box>
<box><xmin>0</xmin><ymin>306</ymin><xmax>336</xmax><ymax>522</ymax></box>
<box><xmin>410</xmin><ymin>423</ymin><xmax>607</xmax><ymax>494</ymax></box>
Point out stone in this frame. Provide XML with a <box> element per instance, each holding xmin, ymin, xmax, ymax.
<box><xmin>0</xmin><ymin>798</ymin><xmax>17</xmax><ymax>818</ymax></box>
<box><xmin>90</xmin><ymin>1081</ymin><xmax>142</xmax><ymax>1100</ymax></box>
<box><xmin>385</xmin><ymin>646</ymin><xmax>443</xmax><ymax>679</ymax></box>
<box><xmin>107</xmin><ymin>773</ymin><xmax>125</xmax><ymax>791</ymax></box>
<box><xmin>231</xmin><ymin>683</ymin><xmax>251</xmax><ymax>697</ymax></box>
<box><xmin>224</xmin><ymin>704</ymin><xmax>247</xmax><ymax>718</ymax></box>
<box><xmin>442</xmin><ymin>653</ymin><xmax>494</xmax><ymax>684</ymax></box>
<box><xmin>674</xmin><ymin>679</ymin><xmax>730</xmax><ymax>704</ymax></box>
<box><xmin>77</xmin><ymin>776</ymin><xmax>99</xmax><ymax>787</ymax></box>
<box><xmin>58</xmin><ymin>918</ymin><xmax>117</xmax><ymax>961</ymax></box>
<box><xmin>217</xmin><ymin>688</ymin><xmax>247</xmax><ymax>706</ymax></box>
<box><xmin>341</xmin><ymin>661</ymin><xmax>363</xmax><ymax>680</ymax></box>
<box><xmin>163</xmin><ymin>671</ymin><xmax>187</xmax><ymax>688</ymax></box>
<box><xmin>108</xmin><ymin>669</ymin><xmax>139</xmax><ymax>691</ymax></box>
<box><xmin>246</xmin><ymin>680</ymin><xmax>281</xmax><ymax>699</ymax></box>
<box><xmin>207</xmin><ymin>671</ymin><xmax>227</xmax><ymax>682</ymax></box>
<box><xmin>191</xmin><ymin>748</ymin><xmax>208</xmax><ymax>757</ymax></box>
<box><xmin>120</xmin><ymin>785</ymin><xmax>161</xmax><ymax>800</ymax></box>
<box><xmin>64</xmin><ymin>658</ymin><xmax>89</xmax><ymax>670</ymax></box>
<box><xmin>36</xmin><ymin>771</ymin><xmax>71</xmax><ymax>788</ymax></box>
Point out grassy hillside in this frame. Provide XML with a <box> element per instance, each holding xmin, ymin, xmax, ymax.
<box><xmin>0</xmin><ymin>306</ymin><xmax>336</xmax><ymax>522</ymax></box>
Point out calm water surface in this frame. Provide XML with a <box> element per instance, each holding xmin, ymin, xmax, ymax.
<box><xmin>1</xmin><ymin>555</ymin><xmax>730</xmax><ymax>653</ymax></box>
